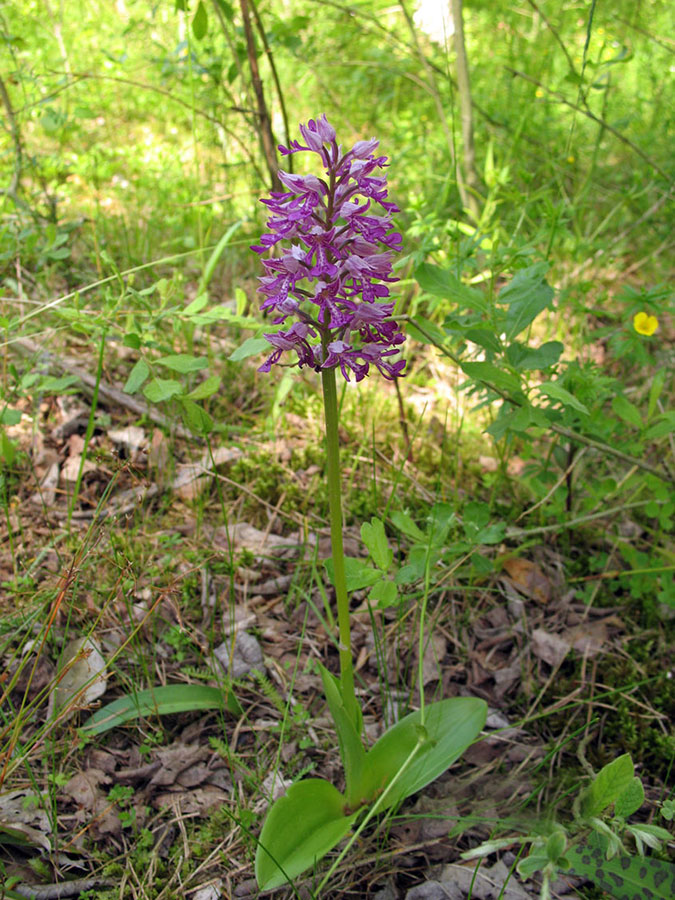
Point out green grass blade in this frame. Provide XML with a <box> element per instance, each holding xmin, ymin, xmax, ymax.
<box><xmin>79</xmin><ymin>684</ymin><xmax>241</xmax><ymax>736</ymax></box>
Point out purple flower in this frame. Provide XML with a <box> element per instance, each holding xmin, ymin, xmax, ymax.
<box><xmin>252</xmin><ymin>115</ymin><xmax>406</xmax><ymax>381</ymax></box>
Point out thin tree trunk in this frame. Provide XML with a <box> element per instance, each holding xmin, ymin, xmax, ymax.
<box><xmin>450</xmin><ymin>0</ymin><xmax>480</xmax><ymax>219</ymax></box>
<box><xmin>0</xmin><ymin>72</ymin><xmax>23</xmax><ymax>200</ymax></box>
<box><xmin>238</xmin><ymin>0</ymin><xmax>281</xmax><ymax>193</ymax></box>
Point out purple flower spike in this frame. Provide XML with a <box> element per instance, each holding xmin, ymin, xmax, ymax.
<box><xmin>252</xmin><ymin>116</ymin><xmax>406</xmax><ymax>381</ymax></box>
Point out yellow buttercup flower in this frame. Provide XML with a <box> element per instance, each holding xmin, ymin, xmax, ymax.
<box><xmin>633</xmin><ymin>312</ymin><xmax>659</xmax><ymax>336</ymax></box>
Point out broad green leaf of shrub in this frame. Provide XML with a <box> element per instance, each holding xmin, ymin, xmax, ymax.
<box><xmin>361</xmin><ymin>518</ymin><xmax>393</xmax><ymax>571</ymax></box>
<box><xmin>581</xmin><ymin>754</ymin><xmax>634</xmax><ymax>818</ymax></box>
<box><xmin>460</xmin><ymin>361</ymin><xmax>522</xmax><ymax>394</ymax></box>
<box><xmin>612</xmin><ymin>394</ymin><xmax>642</xmax><ymax>428</ymax></box>
<box><xmin>185</xmin><ymin>375</ymin><xmax>221</xmax><ymax>400</ymax></box>
<box><xmin>123</xmin><ymin>358</ymin><xmax>149</xmax><ymax>394</ymax></box>
<box><xmin>255</xmin><ymin>779</ymin><xmax>358</xmax><ymax>891</ymax></box>
<box><xmin>229</xmin><ymin>336</ymin><xmax>271</xmax><ymax>362</ymax></box>
<box><xmin>0</xmin><ymin>408</ymin><xmax>22</xmax><ymax>426</ymax></box>
<box><xmin>499</xmin><ymin>262</ymin><xmax>555</xmax><ymax>340</ymax></box>
<box><xmin>361</xmin><ymin>697</ymin><xmax>487</xmax><ymax>812</ymax></box>
<box><xmin>157</xmin><ymin>354</ymin><xmax>208</xmax><ymax>374</ymax></box>
<box><xmin>80</xmin><ymin>685</ymin><xmax>241</xmax><ymax>735</ymax></box>
<box><xmin>192</xmin><ymin>0</ymin><xmax>208</xmax><ymax>39</ymax></box>
<box><xmin>414</xmin><ymin>264</ymin><xmax>487</xmax><ymax>313</ymax></box>
<box><xmin>538</xmin><ymin>382</ymin><xmax>590</xmax><ymax>416</ymax></box>
<box><xmin>143</xmin><ymin>378</ymin><xmax>182</xmax><ymax>403</ymax></box>
<box><xmin>506</xmin><ymin>340</ymin><xmax>563</xmax><ymax>370</ymax></box>
<box><xmin>566</xmin><ymin>843</ymin><xmax>675</xmax><ymax>899</ymax></box>
<box><xmin>180</xmin><ymin>398</ymin><xmax>213</xmax><ymax>434</ymax></box>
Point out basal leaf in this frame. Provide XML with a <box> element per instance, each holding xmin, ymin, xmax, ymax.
<box><xmin>80</xmin><ymin>684</ymin><xmax>241</xmax><ymax>735</ymax></box>
<box><xmin>566</xmin><ymin>842</ymin><xmax>675</xmax><ymax>899</ymax></box>
<box><xmin>255</xmin><ymin>779</ymin><xmax>358</xmax><ymax>890</ymax></box>
<box><xmin>362</xmin><ymin>697</ymin><xmax>487</xmax><ymax>811</ymax></box>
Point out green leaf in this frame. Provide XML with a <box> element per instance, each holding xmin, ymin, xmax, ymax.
<box><xmin>143</xmin><ymin>378</ymin><xmax>182</xmax><ymax>403</ymax></box>
<box><xmin>192</xmin><ymin>0</ymin><xmax>208</xmax><ymax>39</ymax></box>
<box><xmin>369</xmin><ymin>580</ymin><xmax>399</xmax><ymax>608</ymax></box>
<box><xmin>648</xmin><ymin>369</ymin><xmax>666</xmax><ymax>421</ymax></box>
<box><xmin>390</xmin><ymin>510</ymin><xmax>427</xmax><ymax>544</ymax></box>
<box><xmin>626</xmin><ymin>823</ymin><xmax>672</xmax><ymax>853</ymax></box>
<box><xmin>612</xmin><ymin>394</ymin><xmax>642</xmax><ymax>428</ymax></box>
<box><xmin>414</xmin><ymin>264</ymin><xmax>487</xmax><ymax>312</ymax></box>
<box><xmin>460</xmin><ymin>361</ymin><xmax>521</xmax><ymax>394</ymax></box>
<box><xmin>581</xmin><ymin>754</ymin><xmax>634</xmax><ymax>818</ymax></box>
<box><xmin>1</xmin><ymin>433</ymin><xmax>16</xmax><ymax>465</ymax></box>
<box><xmin>185</xmin><ymin>375</ymin><xmax>221</xmax><ymax>400</ymax></box>
<box><xmin>546</xmin><ymin>830</ymin><xmax>567</xmax><ymax>862</ymax></box>
<box><xmin>614</xmin><ymin>777</ymin><xmax>644</xmax><ymax>817</ymax></box>
<box><xmin>506</xmin><ymin>340</ymin><xmax>563</xmax><ymax>370</ymax></box>
<box><xmin>324</xmin><ymin>557</ymin><xmax>382</xmax><ymax>592</ymax></box>
<box><xmin>0</xmin><ymin>408</ymin><xmax>22</xmax><ymax>426</ymax></box>
<box><xmin>156</xmin><ymin>354</ymin><xmax>209</xmax><ymax>374</ymax></box>
<box><xmin>645</xmin><ymin>412</ymin><xmax>675</xmax><ymax>440</ymax></box>
<box><xmin>518</xmin><ymin>851</ymin><xmax>549</xmax><ymax>878</ymax></box>
<box><xmin>463</xmin><ymin>327</ymin><xmax>503</xmax><ymax>354</ymax></box>
<box><xmin>184</xmin><ymin>293</ymin><xmax>208</xmax><ymax>316</ymax></box>
<box><xmin>499</xmin><ymin>262</ymin><xmax>555</xmax><ymax>340</ymax></box>
<box><xmin>36</xmin><ymin>374</ymin><xmax>80</xmax><ymax>393</ymax></box>
<box><xmin>362</xmin><ymin>697</ymin><xmax>487</xmax><ymax>811</ymax></box>
<box><xmin>361</xmin><ymin>518</ymin><xmax>393</xmax><ymax>571</ymax></box>
<box><xmin>566</xmin><ymin>842</ymin><xmax>675</xmax><ymax>899</ymax></box>
<box><xmin>123</xmin><ymin>358</ymin><xmax>149</xmax><ymax>395</ymax></box>
<box><xmin>123</xmin><ymin>332</ymin><xmax>142</xmax><ymax>350</ymax></box>
<box><xmin>318</xmin><ymin>664</ymin><xmax>366</xmax><ymax>803</ymax></box>
<box><xmin>255</xmin><ymin>779</ymin><xmax>358</xmax><ymax>890</ymax></box>
<box><xmin>538</xmin><ymin>382</ymin><xmax>589</xmax><ymax>415</ymax></box>
<box><xmin>80</xmin><ymin>685</ymin><xmax>241</xmax><ymax>736</ymax></box>
<box><xmin>180</xmin><ymin>398</ymin><xmax>213</xmax><ymax>434</ymax></box>
<box><xmin>229</xmin><ymin>336</ymin><xmax>270</xmax><ymax>362</ymax></box>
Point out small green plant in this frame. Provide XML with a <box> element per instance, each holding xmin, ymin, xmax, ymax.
<box><xmin>465</xmin><ymin>754</ymin><xmax>674</xmax><ymax>900</ymax></box>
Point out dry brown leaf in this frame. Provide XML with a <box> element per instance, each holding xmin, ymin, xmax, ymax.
<box><xmin>502</xmin><ymin>557</ymin><xmax>551</xmax><ymax>604</ymax></box>
<box><xmin>51</xmin><ymin>636</ymin><xmax>107</xmax><ymax>721</ymax></box>
<box><xmin>173</xmin><ymin>446</ymin><xmax>242</xmax><ymax>500</ymax></box>
<box><xmin>153</xmin><ymin>785</ymin><xmax>227</xmax><ymax>815</ymax></box>
<box><xmin>565</xmin><ymin>618</ymin><xmax>615</xmax><ymax>657</ymax></box>
<box><xmin>531</xmin><ymin>628</ymin><xmax>571</xmax><ymax>668</ymax></box>
<box><xmin>61</xmin><ymin>454</ymin><xmax>97</xmax><ymax>482</ymax></box>
<box><xmin>437</xmin><ymin>860</ymin><xmax>530</xmax><ymax>900</ymax></box>
<box><xmin>0</xmin><ymin>790</ymin><xmax>52</xmax><ymax>852</ymax></box>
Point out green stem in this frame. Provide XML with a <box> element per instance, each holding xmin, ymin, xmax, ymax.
<box><xmin>321</xmin><ymin>365</ymin><xmax>358</xmax><ymax>729</ymax></box>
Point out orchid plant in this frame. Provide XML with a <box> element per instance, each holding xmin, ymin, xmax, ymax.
<box><xmin>250</xmin><ymin>116</ymin><xmax>486</xmax><ymax>891</ymax></box>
